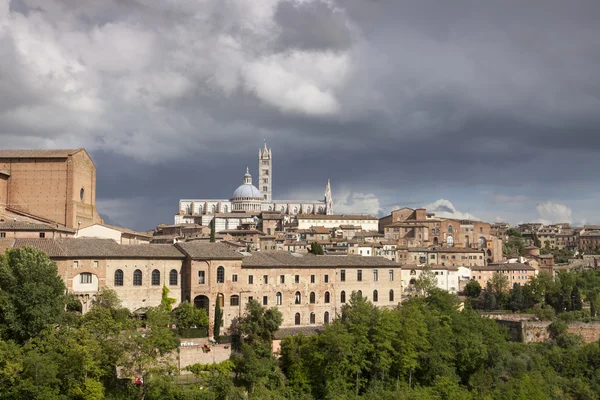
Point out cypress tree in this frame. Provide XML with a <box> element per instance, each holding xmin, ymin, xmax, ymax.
<box><xmin>214</xmin><ymin>293</ymin><xmax>223</xmax><ymax>341</ymax></box>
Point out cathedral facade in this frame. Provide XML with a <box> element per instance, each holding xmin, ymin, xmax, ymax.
<box><xmin>175</xmin><ymin>144</ymin><xmax>333</xmax><ymax>225</ymax></box>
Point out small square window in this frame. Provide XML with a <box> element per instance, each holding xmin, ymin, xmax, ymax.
<box><xmin>324</xmin><ymin>274</ymin><xmax>329</xmax><ymax>283</ymax></box>
<box><xmin>39</xmin><ymin>232</ymin><xmax>45</xmax><ymax>238</ymax></box>
<box><xmin>263</xmin><ymin>275</ymin><xmax>269</xmax><ymax>284</ymax></box>
<box><xmin>311</xmin><ymin>275</ymin><xmax>315</xmax><ymax>283</ymax></box>
<box><xmin>280</xmin><ymin>275</ymin><xmax>285</xmax><ymax>284</ymax></box>
<box><xmin>93</xmin><ymin>261</ymin><xmax>99</xmax><ymax>268</ymax></box>
<box><xmin>295</xmin><ymin>275</ymin><xmax>300</xmax><ymax>284</ymax></box>
<box><xmin>263</xmin><ymin>296</ymin><xmax>268</xmax><ymax>305</ymax></box>
<box><xmin>0</xmin><ymin>232</ymin><xmax>5</xmax><ymax>238</ymax></box>
<box><xmin>232</xmin><ymin>274</ymin><xmax>238</xmax><ymax>282</ymax></box>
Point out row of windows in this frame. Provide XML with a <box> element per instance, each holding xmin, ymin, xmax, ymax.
<box><xmin>113</xmin><ymin>269</ymin><xmax>178</xmax><ymax>286</ymax></box>
<box><xmin>296</xmin><ymin>312</ymin><xmax>330</xmax><ymax>325</ymax></box>
<box><xmin>210</xmin><ymin>268</ymin><xmax>396</xmax><ymax>284</ymax></box>
<box><xmin>224</xmin><ymin>290</ymin><xmax>396</xmax><ymax>307</ymax></box>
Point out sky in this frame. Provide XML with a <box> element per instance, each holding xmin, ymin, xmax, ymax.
<box><xmin>1</xmin><ymin>0</ymin><xmax>600</xmax><ymax>231</ymax></box>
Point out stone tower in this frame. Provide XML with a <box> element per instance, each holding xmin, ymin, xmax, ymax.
<box><xmin>325</xmin><ymin>179</ymin><xmax>333</xmax><ymax>215</ymax></box>
<box><xmin>258</xmin><ymin>143</ymin><xmax>272</xmax><ymax>202</ymax></box>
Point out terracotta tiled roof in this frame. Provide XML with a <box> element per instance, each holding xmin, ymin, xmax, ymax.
<box><xmin>175</xmin><ymin>242</ymin><xmax>244</xmax><ymax>260</ymax></box>
<box><xmin>11</xmin><ymin>238</ymin><xmax>67</xmax><ymax>257</ymax></box>
<box><xmin>96</xmin><ymin>223</ymin><xmax>152</xmax><ymax>238</ymax></box>
<box><xmin>0</xmin><ymin>149</ymin><xmax>83</xmax><ymax>158</ymax></box>
<box><xmin>0</xmin><ymin>221</ymin><xmax>75</xmax><ymax>233</ymax></box>
<box><xmin>6</xmin><ymin>238</ymin><xmax>184</xmax><ymax>259</ymax></box>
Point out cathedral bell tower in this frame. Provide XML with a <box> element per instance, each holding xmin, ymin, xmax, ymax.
<box><xmin>259</xmin><ymin>143</ymin><xmax>272</xmax><ymax>202</ymax></box>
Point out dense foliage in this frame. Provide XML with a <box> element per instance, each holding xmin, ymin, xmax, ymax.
<box><xmin>2</xmin><ymin>247</ymin><xmax>600</xmax><ymax>399</ymax></box>
<box><xmin>467</xmin><ymin>270</ymin><xmax>600</xmax><ymax>318</ymax></box>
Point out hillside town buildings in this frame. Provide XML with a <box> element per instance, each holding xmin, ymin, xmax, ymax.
<box><xmin>5</xmin><ymin>145</ymin><xmax>595</xmax><ymax>339</ymax></box>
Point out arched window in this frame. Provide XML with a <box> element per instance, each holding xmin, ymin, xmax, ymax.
<box><xmin>169</xmin><ymin>269</ymin><xmax>178</xmax><ymax>286</ymax></box>
<box><xmin>324</xmin><ymin>312</ymin><xmax>330</xmax><ymax>324</ymax></box>
<box><xmin>223</xmin><ymin>205</ymin><xmax>228</xmax><ymax>213</ymax></box>
<box><xmin>409</xmin><ymin>278</ymin><xmax>416</xmax><ymax>285</ymax></box>
<box><xmin>487</xmin><ymin>249</ymin><xmax>492</xmax><ymax>257</ymax></box>
<box><xmin>373</xmin><ymin>290</ymin><xmax>378</xmax><ymax>302</ymax></box>
<box><xmin>230</xmin><ymin>295</ymin><xmax>239</xmax><ymax>306</ymax></box>
<box><xmin>324</xmin><ymin>291</ymin><xmax>330</xmax><ymax>303</ymax></box>
<box><xmin>389</xmin><ymin>290</ymin><xmax>394</xmax><ymax>302</ymax></box>
<box><xmin>217</xmin><ymin>266</ymin><xmax>225</xmax><ymax>283</ymax></box>
<box><xmin>309</xmin><ymin>292</ymin><xmax>316</xmax><ymax>304</ymax></box>
<box><xmin>340</xmin><ymin>291</ymin><xmax>346</xmax><ymax>303</ymax></box>
<box><xmin>295</xmin><ymin>291</ymin><xmax>301</xmax><ymax>304</ymax></box>
<box><xmin>447</xmin><ymin>235</ymin><xmax>454</xmax><ymax>247</ymax></box>
<box><xmin>310</xmin><ymin>312</ymin><xmax>315</xmax><ymax>324</ymax></box>
<box><xmin>212</xmin><ymin>204</ymin><xmax>216</xmax><ymax>213</ymax></box>
<box><xmin>80</xmin><ymin>187</ymin><xmax>85</xmax><ymax>201</ymax></box>
<box><xmin>293</xmin><ymin>206</ymin><xmax>298</xmax><ymax>214</ymax></box>
<box><xmin>448</xmin><ymin>225</ymin><xmax>453</xmax><ymax>234</ymax></box>
<box><xmin>133</xmin><ymin>269</ymin><xmax>142</xmax><ymax>286</ymax></box>
<box><xmin>357</xmin><ymin>290</ymin><xmax>362</xmax><ymax>297</ymax></box>
<box><xmin>151</xmin><ymin>269</ymin><xmax>160</xmax><ymax>286</ymax></box>
<box><xmin>276</xmin><ymin>292</ymin><xmax>282</xmax><ymax>305</ymax></box>
<box><xmin>479</xmin><ymin>237</ymin><xmax>486</xmax><ymax>248</ymax></box>
<box><xmin>295</xmin><ymin>313</ymin><xmax>301</xmax><ymax>325</ymax></box>
<box><xmin>114</xmin><ymin>269</ymin><xmax>124</xmax><ymax>286</ymax></box>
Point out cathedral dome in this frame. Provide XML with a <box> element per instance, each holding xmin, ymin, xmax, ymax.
<box><xmin>231</xmin><ymin>167</ymin><xmax>262</xmax><ymax>200</ymax></box>
<box><xmin>232</xmin><ymin>183</ymin><xmax>261</xmax><ymax>199</ymax></box>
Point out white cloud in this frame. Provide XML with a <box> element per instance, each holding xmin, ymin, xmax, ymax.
<box><xmin>422</xmin><ymin>199</ymin><xmax>479</xmax><ymax>220</ymax></box>
<box><xmin>535</xmin><ymin>201</ymin><xmax>572</xmax><ymax>224</ymax></box>
<box><xmin>243</xmin><ymin>50</ymin><xmax>347</xmax><ymax>116</ymax></box>
<box><xmin>0</xmin><ymin>0</ymin><xmax>350</xmax><ymax>161</ymax></box>
<box><xmin>334</xmin><ymin>191</ymin><xmax>380</xmax><ymax>216</ymax></box>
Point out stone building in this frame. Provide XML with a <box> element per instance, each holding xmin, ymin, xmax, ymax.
<box><xmin>470</xmin><ymin>263</ymin><xmax>537</xmax><ymax>289</ymax></box>
<box><xmin>3</xmin><ymin>238</ymin><xmax>184</xmax><ymax>313</ymax></box>
<box><xmin>0</xmin><ymin>149</ymin><xmax>102</xmax><ymax>229</ymax></box>
<box><xmin>75</xmin><ymin>223</ymin><xmax>152</xmax><ymax>244</ymax></box>
<box><xmin>401</xmin><ymin>264</ymin><xmax>464</xmax><ymax>295</ymax></box>
<box><xmin>176</xmin><ymin>144</ymin><xmax>333</xmax><ymax>227</ymax></box>
<box><xmin>175</xmin><ymin>242</ymin><xmax>401</xmax><ymax>334</ymax></box>
<box><xmin>380</xmin><ymin>207</ymin><xmax>503</xmax><ymax>263</ymax></box>
<box><xmin>295</xmin><ymin>214</ymin><xmax>378</xmax><ymax>231</ymax></box>
<box><xmin>398</xmin><ymin>247</ymin><xmax>486</xmax><ymax>268</ymax></box>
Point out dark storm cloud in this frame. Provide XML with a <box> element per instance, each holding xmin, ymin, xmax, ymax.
<box><xmin>273</xmin><ymin>0</ymin><xmax>352</xmax><ymax>51</ymax></box>
<box><xmin>1</xmin><ymin>0</ymin><xmax>600</xmax><ymax>228</ymax></box>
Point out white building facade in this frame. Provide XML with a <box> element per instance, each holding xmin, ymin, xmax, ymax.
<box><xmin>176</xmin><ymin>144</ymin><xmax>333</xmax><ymax>227</ymax></box>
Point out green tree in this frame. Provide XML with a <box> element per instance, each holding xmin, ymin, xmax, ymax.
<box><xmin>464</xmin><ymin>280</ymin><xmax>482</xmax><ymax>298</ymax></box>
<box><xmin>508</xmin><ymin>283</ymin><xmax>525</xmax><ymax>311</ymax></box>
<box><xmin>414</xmin><ymin>266</ymin><xmax>438</xmax><ymax>296</ymax></box>
<box><xmin>483</xmin><ymin>282</ymin><xmax>497</xmax><ymax>311</ymax></box>
<box><xmin>308</xmin><ymin>242</ymin><xmax>324</xmax><ymax>255</ymax></box>
<box><xmin>232</xmin><ymin>300</ymin><xmax>284</xmax><ymax>394</ymax></box>
<box><xmin>0</xmin><ymin>247</ymin><xmax>67</xmax><ymax>343</ymax></box>
<box><xmin>160</xmin><ymin>285</ymin><xmax>176</xmax><ymax>312</ymax></box>
<box><xmin>171</xmin><ymin>301</ymin><xmax>209</xmax><ymax>333</ymax></box>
